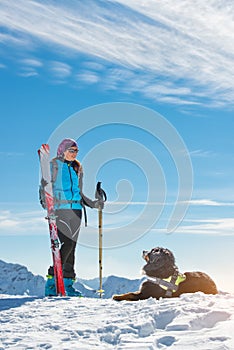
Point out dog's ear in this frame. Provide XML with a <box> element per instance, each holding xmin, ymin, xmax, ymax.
<box><xmin>142</xmin><ymin>250</ymin><xmax>150</xmax><ymax>261</ymax></box>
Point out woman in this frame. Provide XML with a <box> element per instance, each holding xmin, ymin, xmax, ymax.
<box><xmin>45</xmin><ymin>138</ymin><xmax>104</xmax><ymax>296</ymax></box>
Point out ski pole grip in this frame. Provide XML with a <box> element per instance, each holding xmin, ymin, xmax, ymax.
<box><xmin>95</xmin><ymin>182</ymin><xmax>107</xmax><ymax>202</ymax></box>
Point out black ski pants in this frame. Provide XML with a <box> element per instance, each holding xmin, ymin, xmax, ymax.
<box><xmin>48</xmin><ymin>209</ymin><xmax>82</xmax><ymax>279</ymax></box>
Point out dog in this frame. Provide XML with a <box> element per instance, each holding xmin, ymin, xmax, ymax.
<box><xmin>112</xmin><ymin>247</ymin><xmax>218</xmax><ymax>301</ymax></box>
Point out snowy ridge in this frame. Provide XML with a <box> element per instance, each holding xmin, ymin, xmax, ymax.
<box><xmin>0</xmin><ymin>260</ymin><xmax>45</xmax><ymax>296</ymax></box>
<box><xmin>77</xmin><ymin>275</ymin><xmax>143</xmax><ymax>299</ymax></box>
<box><xmin>0</xmin><ymin>292</ymin><xmax>234</xmax><ymax>349</ymax></box>
<box><xmin>0</xmin><ymin>260</ymin><xmax>142</xmax><ymax>298</ymax></box>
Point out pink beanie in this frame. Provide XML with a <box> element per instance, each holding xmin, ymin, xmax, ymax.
<box><xmin>57</xmin><ymin>138</ymin><xmax>78</xmax><ymax>157</ymax></box>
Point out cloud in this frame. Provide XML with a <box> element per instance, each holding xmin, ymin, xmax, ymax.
<box><xmin>190</xmin><ymin>149</ymin><xmax>216</xmax><ymax>158</ymax></box>
<box><xmin>0</xmin><ymin>1</ymin><xmax>233</xmax><ymax>106</ymax></box>
<box><xmin>82</xmin><ymin>61</ymin><xmax>104</xmax><ymax>71</ymax></box>
<box><xmin>176</xmin><ymin>218</ymin><xmax>234</xmax><ymax>236</ymax></box>
<box><xmin>15</xmin><ymin>58</ymin><xmax>43</xmax><ymax>77</ymax></box>
<box><xmin>20</xmin><ymin>58</ymin><xmax>43</xmax><ymax>67</ymax></box>
<box><xmin>189</xmin><ymin>199</ymin><xmax>222</xmax><ymax>206</ymax></box>
<box><xmin>108</xmin><ymin>199</ymin><xmax>234</xmax><ymax>207</ymax></box>
<box><xmin>0</xmin><ymin>210</ymin><xmax>47</xmax><ymax>236</ymax></box>
<box><xmin>0</xmin><ymin>151</ymin><xmax>24</xmax><ymax>157</ymax></box>
<box><xmin>76</xmin><ymin>70</ymin><xmax>99</xmax><ymax>84</ymax></box>
<box><xmin>154</xmin><ymin>217</ymin><xmax>234</xmax><ymax>236</ymax></box>
<box><xmin>49</xmin><ymin>61</ymin><xmax>72</xmax><ymax>79</ymax></box>
<box><xmin>188</xmin><ymin>199</ymin><xmax>234</xmax><ymax>207</ymax></box>
<box><xmin>1</xmin><ymin>196</ymin><xmax>234</xmax><ymax>238</ymax></box>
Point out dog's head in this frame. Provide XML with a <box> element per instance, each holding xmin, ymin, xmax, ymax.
<box><xmin>142</xmin><ymin>247</ymin><xmax>176</xmax><ymax>279</ymax></box>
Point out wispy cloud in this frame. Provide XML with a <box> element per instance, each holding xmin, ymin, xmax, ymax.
<box><xmin>176</xmin><ymin>218</ymin><xmax>234</xmax><ymax>236</ymax></box>
<box><xmin>49</xmin><ymin>61</ymin><xmax>72</xmax><ymax>79</ymax></box>
<box><xmin>190</xmin><ymin>149</ymin><xmax>216</xmax><ymax>158</ymax></box>
<box><xmin>20</xmin><ymin>58</ymin><xmax>43</xmax><ymax>67</ymax></box>
<box><xmin>154</xmin><ymin>217</ymin><xmax>234</xmax><ymax>236</ymax></box>
<box><xmin>108</xmin><ymin>199</ymin><xmax>234</xmax><ymax>207</ymax></box>
<box><xmin>1</xmin><ymin>197</ymin><xmax>234</xmax><ymax>237</ymax></box>
<box><xmin>188</xmin><ymin>199</ymin><xmax>234</xmax><ymax>207</ymax></box>
<box><xmin>0</xmin><ymin>210</ymin><xmax>47</xmax><ymax>236</ymax></box>
<box><xmin>0</xmin><ymin>151</ymin><xmax>24</xmax><ymax>157</ymax></box>
<box><xmin>76</xmin><ymin>70</ymin><xmax>99</xmax><ymax>84</ymax></box>
<box><xmin>0</xmin><ymin>0</ymin><xmax>234</xmax><ymax>106</ymax></box>
<box><xmin>18</xmin><ymin>58</ymin><xmax>43</xmax><ymax>77</ymax></box>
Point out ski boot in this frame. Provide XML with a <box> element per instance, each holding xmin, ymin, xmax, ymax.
<box><xmin>64</xmin><ymin>278</ymin><xmax>83</xmax><ymax>297</ymax></box>
<box><xmin>45</xmin><ymin>275</ymin><xmax>57</xmax><ymax>297</ymax></box>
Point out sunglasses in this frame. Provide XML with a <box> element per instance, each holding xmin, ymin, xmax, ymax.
<box><xmin>67</xmin><ymin>148</ymin><xmax>79</xmax><ymax>154</ymax></box>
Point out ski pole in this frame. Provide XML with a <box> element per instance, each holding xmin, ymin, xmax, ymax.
<box><xmin>95</xmin><ymin>182</ymin><xmax>107</xmax><ymax>298</ymax></box>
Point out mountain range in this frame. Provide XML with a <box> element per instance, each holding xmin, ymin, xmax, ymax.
<box><xmin>0</xmin><ymin>260</ymin><xmax>143</xmax><ymax>298</ymax></box>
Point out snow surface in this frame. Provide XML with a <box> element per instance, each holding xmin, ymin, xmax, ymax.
<box><xmin>1</xmin><ymin>260</ymin><xmax>234</xmax><ymax>349</ymax></box>
<box><xmin>0</xmin><ymin>292</ymin><xmax>234</xmax><ymax>349</ymax></box>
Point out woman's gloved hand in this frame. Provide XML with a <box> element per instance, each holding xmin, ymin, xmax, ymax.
<box><xmin>94</xmin><ymin>199</ymin><xmax>104</xmax><ymax>210</ymax></box>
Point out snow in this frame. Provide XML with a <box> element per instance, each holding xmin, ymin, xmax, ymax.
<box><xmin>1</xmin><ymin>260</ymin><xmax>234</xmax><ymax>349</ymax></box>
<box><xmin>0</xmin><ymin>292</ymin><xmax>234</xmax><ymax>349</ymax></box>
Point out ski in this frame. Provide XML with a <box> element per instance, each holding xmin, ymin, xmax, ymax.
<box><xmin>38</xmin><ymin>144</ymin><xmax>66</xmax><ymax>296</ymax></box>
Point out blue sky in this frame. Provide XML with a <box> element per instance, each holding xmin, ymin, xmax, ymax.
<box><xmin>0</xmin><ymin>1</ymin><xmax>234</xmax><ymax>293</ymax></box>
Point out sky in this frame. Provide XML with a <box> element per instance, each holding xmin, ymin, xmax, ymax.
<box><xmin>0</xmin><ymin>0</ymin><xmax>234</xmax><ymax>293</ymax></box>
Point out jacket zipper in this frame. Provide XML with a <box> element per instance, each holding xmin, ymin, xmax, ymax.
<box><xmin>68</xmin><ymin>163</ymin><xmax>74</xmax><ymax>209</ymax></box>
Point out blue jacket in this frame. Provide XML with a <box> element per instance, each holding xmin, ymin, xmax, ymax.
<box><xmin>51</xmin><ymin>158</ymin><xmax>83</xmax><ymax>210</ymax></box>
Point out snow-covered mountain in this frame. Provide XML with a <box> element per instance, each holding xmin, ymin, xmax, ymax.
<box><xmin>0</xmin><ymin>260</ymin><xmax>142</xmax><ymax>298</ymax></box>
<box><xmin>77</xmin><ymin>275</ymin><xmax>143</xmax><ymax>299</ymax></box>
<box><xmin>0</xmin><ymin>260</ymin><xmax>45</xmax><ymax>296</ymax></box>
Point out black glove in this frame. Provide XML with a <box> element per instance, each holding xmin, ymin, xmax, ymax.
<box><xmin>94</xmin><ymin>182</ymin><xmax>106</xmax><ymax>209</ymax></box>
<box><xmin>94</xmin><ymin>199</ymin><xmax>104</xmax><ymax>210</ymax></box>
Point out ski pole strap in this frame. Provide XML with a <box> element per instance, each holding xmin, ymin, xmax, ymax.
<box><xmin>83</xmin><ymin>205</ymin><xmax>87</xmax><ymax>227</ymax></box>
